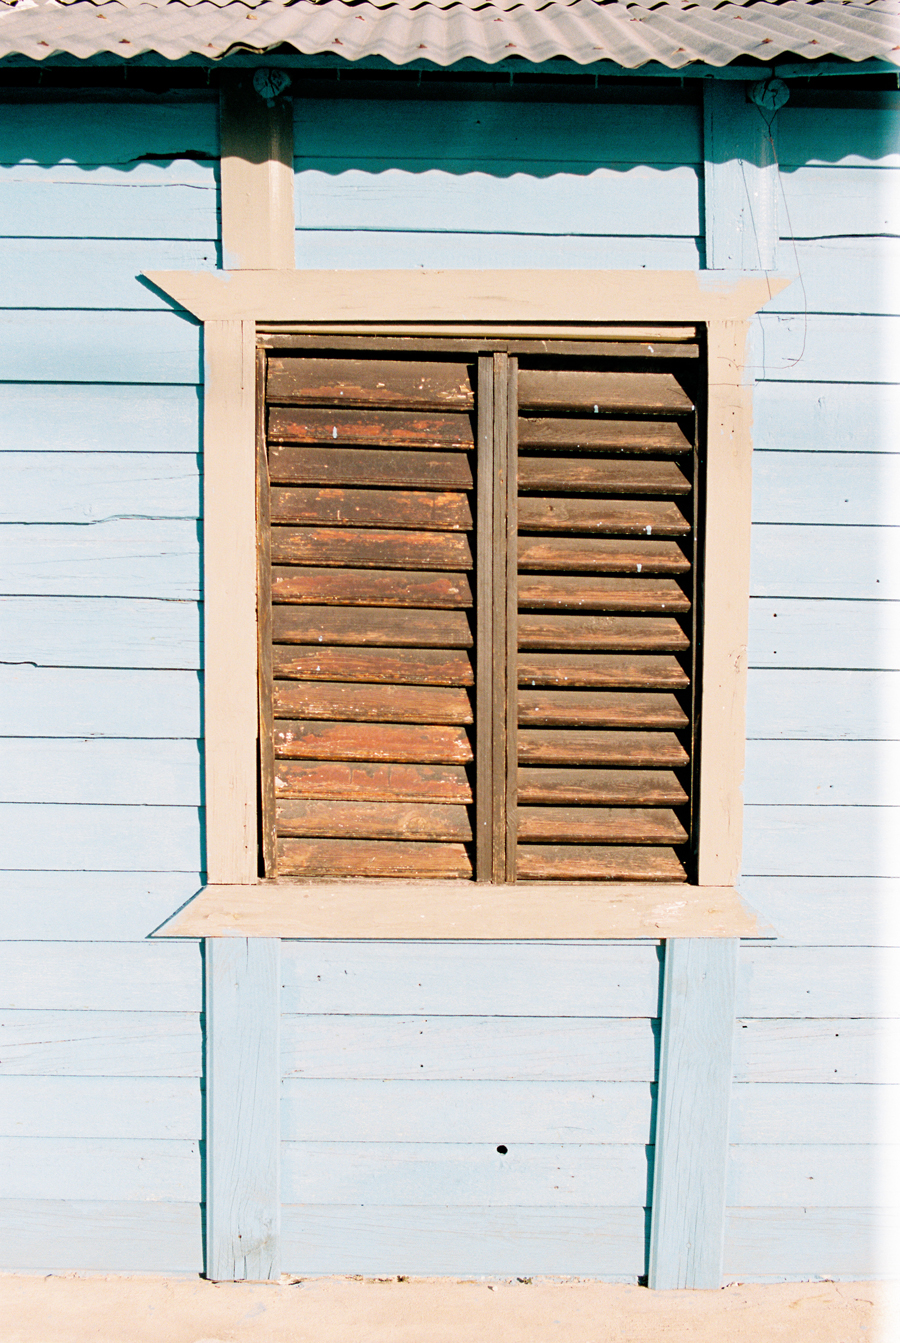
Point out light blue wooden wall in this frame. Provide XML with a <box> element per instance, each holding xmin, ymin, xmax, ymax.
<box><xmin>1</xmin><ymin>84</ymin><xmax>897</xmax><ymax>1281</ymax></box>
<box><xmin>0</xmin><ymin>100</ymin><xmax>216</xmax><ymax>1271</ymax></box>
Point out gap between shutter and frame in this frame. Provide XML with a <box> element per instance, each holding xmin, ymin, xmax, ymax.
<box><xmin>255</xmin><ymin>331</ymin><xmax>705</xmax><ymax>890</ymax></box>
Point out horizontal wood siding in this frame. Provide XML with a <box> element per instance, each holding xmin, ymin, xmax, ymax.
<box><xmin>732</xmin><ymin>91</ymin><xmax>900</xmax><ymax>1280</ymax></box>
<box><xmin>0</xmin><ymin>103</ymin><xmax>206</xmax><ymax>1274</ymax></box>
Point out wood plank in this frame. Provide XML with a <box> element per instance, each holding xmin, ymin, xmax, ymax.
<box><xmin>519</xmin><ymin>457</ymin><xmax>691</xmax><ymax>495</ymax></box>
<box><xmin>275</xmin><ymin>761</ymin><xmax>472</xmax><ymax>803</ymax></box>
<box><xmin>748</xmin><ymin>598</ymin><xmax>900</xmax><ymax>672</ymax></box>
<box><xmin>475</xmin><ymin>353</ymin><xmax>496</xmax><ymax>884</ymax></box>
<box><xmin>649</xmin><ymin>939</ymin><xmax>737</xmax><ymax>1290</ymax></box>
<box><xmin>0</xmin><ymin>1136</ymin><xmax>200</xmax><ymax>1203</ymax></box>
<box><xmin>728</xmin><ymin>1145</ymin><xmax>887</xmax><ymax>1210</ymax></box>
<box><xmin>281</xmin><ymin>1079</ymin><xmax>654</xmax><ymax>1144</ymax></box>
<box><xmin>0</xmin><ymin>872</ymin><xmax>201</xmax><ymax>944</ymax></box>
<box><xmin>281</xmin><ymin>1205</ymin><xmax>647</xmax><ymax>1278</ymax></box>
<box><xmin>746</xmin><ymin>669</ymin><xmax>900</xmax><ymax>741</ymax></box>
<box><xmin>0</xmin><ymin>1010</ymin><xmax>202</xmax><ymax>1078</ymax></box>
<box><xmin>277</xmin><ymin>838</ymin><xmax>472</xmax><ymax>879</ymax></box>
<box><xmin>282</xmin><ymin>1015</ymin><xmax>658</xmax><ymax>1081</ymax></box>
<box><xmin>268</xmin><ymin>407</ymin><xmax>475</xmax><ymax>449</ymax></box>
<box><xmin>725</xmin><ymin>1207</ymin><xmax>898</xmax><ymax>1281</ymax></box>
<box><xmin>518</xmin><ymin>536</ymin><xmax>689</xmax><ymax>573</ymax></box>
<box><xmin>730</xmin><ymin>1083</ymin><xmax>895</xmax><ymax>1145</ymax></box>
<box><xmin>268</xmin><ymin>446</ymin><xmax>473</xmax><ymax>489</ymax></box>
<box><xmin>744</xmin><ymin>740</ymin><xmax>900</xmax><ymax>807</ymax></box>
<box><xmin>750</xmin><ymin>314</ymin><xmax>900</xmax><ymax>386</ymax></box>
<box><xmin>737</xmin><ymin>876</ymin><xmax>900</xmax><ymax>949</ymax></box>
<box><xmin>272</xmin><ymin>606</ymin><xmax>473</xmax><ymax>648</ymax></box>
<box><xmin>518</xmin><ymin>576</ymin><xmax>689</xmax><ymax>613</ymax></box>
<box><xmin>751</xmin><ymin>524</ymin><xmax>900</xmax><ymax>602</ymax></box>
<box><xmin>517</xmin><ymin>807</ymin><xmax>687</xmax><ymax>844</ymax></box>
<box><xmin>277</xmin><ymin>800</ymin><xmax>472</xmax><ymax>842</ymax></box>
<box><xmin>273</xmin><ymin>646</ymin><xmax>474</xmax><ymax>686</ymax></box>
<box><xmin>274</xmin><ymin>721</ymin><xmax>473</xmax><ymax>764</ymax></box>
<box><xmin>0</xmin><ymin>942</ymin><xmax>201</xmax><ymax>1013</ymax></box>
<box><xmin>0</xmin><ymin>1199</ymin><xmax>202</xmax><ymax>1274</ymax></box>
<box><xmin>733</xmin><ymin>1019</ymin><xmax>899</xmax><ymax>1085</ymax></box>
<box><xmin>0</xmin><ymin>1077</ymin><xmax>201</xmax><ymax>1141</ymax></box>
<box><xmin>518</xmin><ymin>417</ymin><xmax>692</xmax><ymax>454</ymax></box>
<box><xmin>273</xmin><ymin>680</ymin><xmax>473</xmax><ymax>724</ymax></box>
<box><xmin>266</xmin><ymin>357</ymin><xmax>474</xmax><ymax>409</ymax></box>
<box><xmin>737</xmin><ymin>947</ymin><xmax>900</xmax><ymax>1020</ymax></box>
<box><xmin>743</xmin><ymin>804</ymin><xmax>900</xmax><ymax>879</ymax></box>
<box><xmin>0</xmin><ymin>738</ymin><xmax>200</xmax><ymax>805</ymax></box>
<box><xmin>518</xmin><ymin>497</ymin><xmax>690</xmax><ymax>535</ymax></box>
<box><xmin>6</xmin><ymin>240</ymin><xmax>219</xmax><ymax>311</ymax></box>
<box><xmin>1</xmin><ymin>383</ymin><xmax>200</xmax><ymax>455</ymax></box>
<box><xmin>205</xmin><ymin>938</ymin><xmax>281</xmax><ymax>1281</ymax></box>
<box><xmin>0</xmin><ymin>101</ymin><xmax>219</xmax><ymax>165</ymax></box>
<box><xmin>752</xmin><ymin>452</ymin><xmax>900</xmax><ymax>527</ymax></box>
<box><xmin>518</xmin><ymin>690</ymin><xmax>687</xmax><ymax>729</ymax></box>
<box><xmin>270</xmin><ymin>486</ymin><xmax>472</xmax><ymax>530</ymax></box>
<box><xmin>518</xmin><ymin>730</ymin><xmax>688</xmax><ymax>767</ymax></box>
<box><xmin>518</xmin><ymin>369</ymin><xmax>694</xmax><ymax>415</ymax></box>
<box><xmin>272</xmin><ymin>527</ymin><xmax>473</xmax><ymax>571</ymax></box>
<box><xmin>517</xmin><ymin>845</ymin><xmax>686</xmax><ymax>881</ymax></box>
<box><xmin>0</xmin><ymin>802</ymin><xmax>200</xmax><ymax>873</ymax></box>
<box><xmin>280</xmin><ymin>942</ymin><xmax>661</xmax><ymax>1016</ymax></box>
<box><xmin>0</xmin><ymin>452</ymin><xmax>200</xmax><ymax>525</ymax></box>
<box><xmin>0</xmin><ymin>311</ymin><xmax>202</xmax><ymax>385</ymax></box>
<box><xmin>519</xmin><ymin>653</ymin><xmax>689</xmax><ymax>688</ymax></box>
<box><xmin>282</xmin><ymin>1140</ymin><xmax>648</xmax><ymax>1207</ymax></box>
<box><xmin>753</xmin><ymin>381</ymin><xmax>900</xmax><ymax>454</ymax></box>
<box><xmin>518</xmin><ymin>768</ymin><xmax>688</xmax><ymax>806</ymax></box>
<box><xmin>0</xmin><ymin>520</ymin><xmax>200</xmax><ymax>600</ymax></box>
<box><xmin>518</xmin><ymin>614</ymin><xmax>689</xmax><ymax>652</ymax></box>
<box><xmin>272</xmin><ymin>567</ymin><xmax>473</xmax><ymax>609</ymax></box>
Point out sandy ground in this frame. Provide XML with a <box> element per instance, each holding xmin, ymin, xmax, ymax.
<box><xmin>0</xmin><ymin>1275</ymin><xmax>894</xmax><ymax>1343</ymax></box>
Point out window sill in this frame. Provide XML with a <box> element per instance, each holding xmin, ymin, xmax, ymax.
<box><xmin>154</xmin><ymin>881</ymin><xmax>769</xmax><ymax>940</ymax></box>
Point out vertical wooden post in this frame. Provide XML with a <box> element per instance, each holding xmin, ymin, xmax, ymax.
<box><xmin>704</xmin><ymin>80</ymin><xmax>779</xmax><ymax>272</ymax></box>
<box><xmin>205</xmin><ymin>937</ymin><xmax>281</xmax><ymax>1281</ymax></box>
<box><xmin>648</xmin><ymin>938</ymin><xmax>737</xmax><ymax>1289</ymax></box>
<box><xmin>220</xmin><ymin>74</ymin><xmax>295</xmax><ymax>271</ymax></box>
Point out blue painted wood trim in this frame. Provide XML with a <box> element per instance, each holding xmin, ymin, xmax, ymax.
<box><xmin>205</xmin><ymin>937</ymin><xmax>281</xmax><ymax>1281</ymax></box>
<box><xmin>648</xmin><ymin>938</ymin><xmax>738</xmax><ymax>1290</ymax></box>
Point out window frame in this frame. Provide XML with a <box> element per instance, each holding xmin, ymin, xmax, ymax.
<box><xmin>146</xmin><ymin>267</ymin><xmax>783</xmax><ymax>939</ymax></box>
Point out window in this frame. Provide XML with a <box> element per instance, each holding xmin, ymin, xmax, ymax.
<box><xmin>145</xmin><ymin>267</ymin><xmax>775</xmax><ymax>938</ymax></box>
<box><xmin>257</xmin><ymin>333</ymin><xmax>703</xmax><ymax>887</ymax></box>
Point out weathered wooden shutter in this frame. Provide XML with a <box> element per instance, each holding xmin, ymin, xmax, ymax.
<box><xmin>513</xmin><ymin>351</ymin><xmax>699</xmax><ymax>882</ymax></box>
<box><xmin>260</xmin><ymin>355</ymin><xmax>477</xmax><ymax>879</ymax></box>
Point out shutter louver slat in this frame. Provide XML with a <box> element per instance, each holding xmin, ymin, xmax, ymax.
<box><xmin>264</xmin><ymin>355</ymin><xmax>478</xmax><ymax>880</ymax></box>
<box><xmin>514</xmin><ymin>355</ymin><xmax>698</xmax><ymax>882</ymax></box>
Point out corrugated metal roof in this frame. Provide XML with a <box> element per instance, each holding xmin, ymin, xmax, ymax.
<box><xmin>0</xmin><ymin>0</ymin><xmax>897</xmax><ymax>70</ymax></box>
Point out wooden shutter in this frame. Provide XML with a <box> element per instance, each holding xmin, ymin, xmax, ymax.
<box><xmin>260</xmin><ymin>354</ymin><xmax>477</xmax><ymax>879</ymax></box>
<box><xmin>513</xmin><ymin>351</ymin><xmax>699</xmax><ymax>882</ymax></box>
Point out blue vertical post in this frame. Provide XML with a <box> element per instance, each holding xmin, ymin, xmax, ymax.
<box><xmin>648</xmin><ymin>938</ymin><xmax>738</xmax><ymax>1289</ymax></box>
<box><xmin>205</xmin><ymin>937</ymin><xmax>281</xmax><ymax>1280</ymax></box>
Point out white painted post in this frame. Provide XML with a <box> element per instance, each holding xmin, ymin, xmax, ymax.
<box><xmin>205</xmin><ymin>937</ymin><xmax>281</xmax><ymax>1280</ymax></box>
<box><xmin>648</xmin><ymin>938</ymin><xmax>738</xmax><ymax>1289</ymax></box>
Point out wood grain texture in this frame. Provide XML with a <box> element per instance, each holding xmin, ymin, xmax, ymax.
<box><xmin>767</xmin><ymin>237</ymin><xmax>900</xmax><ymax>317</ymax></box>
<box><xmin>220</xmin><ymin>78</ymin><xmax>293</xmax><ymax>271</ymax></box>
<box><xmin>1</xmin><ymin>1077</ymin><xmax>201</xmax><ymax>1140</ymax></box>
<box><xmin>281</xmin><ymin>1016</ymin><xmax>658</xmax><ymax>1081</ymax></box>
<box><xmin>273</xmin><ymin>646</ymin><xmax>473</xmax><ymax>685</ymax></box>
<box><xmin>0</xmin><ymin>311</ymin><xmax>202</xmax><ymax>384</ymax></box>
<box><xmin>744</xmin><ymin>740</ymin><xmax>900</xmax><ymax>806</ymax></box>
<box><xmin>0</xmin><ymin>1011</ymin><xmax>201</xmax><ymax>1078</ymax></box>
<box><xmin>0</xmin><ymin>521</ymin><xmax>200</xmax><ymax>600</ymax></box>
<box><xmin>0</xmin><ymin>239</ymin><xmax>217</xmax><ymax>310</ymax></box>
<box><xmin>282</xmin><ymin>1141</ymin><xmax>650</xmax><ymax>1207</ymax></box>
<box><xmin>270</xmin><ymin>486</ymin><xmax>472</xmax><ymax>531</ymax></box>
<box><xmin>517</xmin><ymin>807</ymin><xmax>686</xmax><ymax>845</ymax></box>
<box><xmin>518</xmin><ymin>576</ymin><xmax>689</xmax><ymax>613</ymax></box>
<box><xmin>1</xmin><ymin>383</ymin><xmax>201</xmax><ymax>455</ymax></box>
<box><xmin>0</xmin><ymin>942</ymin><xmax>200</xmax><ymax>1012</ymax></box>
<box><xmin>0</xmin><ymin>1136</ymin><xmax>200</xmax><ymax>1203</ymax></box>
<box><xmin>281</xmin><ymin>1079</ymin><xmax>655</xmax><ymax>1144</ymax></box>
<box><xmin>704</xmin><ymin>81</ymin><xmax>778</xmax><ymax>271</ymax></box>
<box><xmin>750</xmin><ymin>314</ymin><xmax>900</xmax><ymax>385</ymax></box>
<box><xmin>206</xmin><ymin>938</ymin><xmax>281</xmax><ymax>1281</ymax></box>
<box><xmin>724</xmin><ymin>1207</ymin><xmax>898</xmax><ymax>1280</ymax></box>
<box><xmin>276</xmin><ymin>800</ymin><xmax>472</xmax><ymax>842</ymax></box>
<box><xmin>273</xmin><ymin>606</ymin><xmax>473</xmax><ymax>647</ymax></box>
<box><xmin>517</xmin><ymin>615</ymin><xmax>689</xmax><ymax>652</ymax></box>
<box><xmin>0</xmin><ymin>666</ymin><xmax>200</xmax><ymax>738</ymax></box>
<box><xmin>519</xmin><ymin>368</ymin><xmax>693</xmax><ymax>415</ymax></box>
<box><xmin>737</xmin><ymin>946</ymin><xmax>900</xmax><ymax>1020</ymax></box>
<box><xmin>0</xmin><ymin>739</ymin><xmax>201</xmax><ymax>805</ymax></box>
<box><xmin>752</xmin><ymin>453</ymin><xmax>900</xmax><ymax>527</ymax></box>
<box><xmin>778</xmin><ymin>164</ymin><xmax>900</xmax><ymax>237</ymax></box>
<box><xmin>730</xmin><ymin>1082</ymin><xmax>896</xmax><ymax>1145</ymax></box>
<box><xmin>746</xmin><ymin>669</ymin><xmax>900</xmax><ymax>741</ymax></box>
<box><xmin>269</xmin><ymin>410</ymin><xmax>474</xmax><ymax>451</ymax></box>
<box><xmin>281</xmin><ymin>1204</ymin><xmax>647</xmax><ymax>1277</ymax></box>
<box><xmin>518</xmin><ymin>730</ymin><xmax>688</xmax><ymax>766</ymax></box>
<box><xmin>274</xmin><ymin>680</ymin><xmax>472</xmax><ymax>723</ymax></box>
<box><xmin>279</xmin><ymin>941</ymin><xmax>661</xmax><ymax>1016</ymax></box>
<box><xmin>517</xmin><ymin>846</ymin><xmax>685</xmax><ymax>881</ymax></box>
<box><xmin>518</xmin><ymin>768</ymin><xmax>687</xmax><ymax>806</ymax></box>
<box><xmin>518</xmin><ymin>498</ymin><xmax>690</xmax><ymax>536</ymax></box>
<box><xmin>752</xmin><ymin>381</ymin><xmax>900</xmax><ymax>454</ymax></box>
<box><xmin>518</xmin><ymin>690</ymin><xmax>687</xmax><ymax>728</ymax></box>
<box><xmin>267</xmin><ymin>357</ymin><xmax>473</xmax><ymax>409</ymax></box>
<box><xmin>277</xmin><ymin>837</ymin><xmax>473</xmax><ymax>879</ymax></box>
<box><xmin>275</xmin><ymin>720</ymin><xmax>473</xmax><ymax>763</ymax></box>
<box><xmin>269</xmin><ymin>445</ymin><xmax>473</xmax><ymax>487</ymax></box>
<box><xmin>271</xmin><ymin>527</ymin><xmax>473</xmax><ymax>571</ymax></box>
<box><xmin>649</xmin><ymin>939</ymin><xmax>737</xmax><ymax>1290</ymax></box>
<box><xmin>272</xmin><ymin>567</ymin><xmax>472</xmax><ymax>608</ymax></box>
<box><xmin>518</xmin><ymin>418</ymin><xmax>692</xmax><ymax>454</ymax></box>
<box><xmin>0</xmin><ymin>453</ymin><xmax>200</xmax><ymax>525</ymax></box>
<box><xmin>518</xmin><ymin>653</ymin><xmax>689</xmax><ymax>689</ymax></box>
<box><xmin>0</xmin><ymin>802</ymin><xmax>200</xmax><ymax>873</ymax></box>
<box><xmin>737</xmin><ymin>876</ymin><xmax>900</xmax><ymax>949</ymax></box>
<box><xmin>728</xmin><ymin>1145</ymin><xmax>886</xmax><ymax>1209</ymax></box>
<box><xmin>274</xmin><ymin>760</ymin><xmax>472</xmax><ymax>804</ymax></box>
<box><xmin>0</xmin><ymin>1199</ymin><xmax>202</xmax><ymax>1274</ymax></box>
<box><xmin>518</xmin><ymin>458</ymin><xmax>690</xmax><ymax>495</ymax></box>
<box><xmin>743</xmin><ymin>804</ymin><xmax>900</xmax><ymax>879</ymax></box>
<box><xmin>518</xmin><ymin>537</ymin><xmax>689</xmax><ymax>574</ymax></box>
<box><xmin>0</xmin><ymin>872</ymin><xmax>202</xmax><ymax>943</ymax></box>
<box><xmin>733</xmin><ymin>1019</ymin><xmax>900</xmax><ymax>1085</ymax></box>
